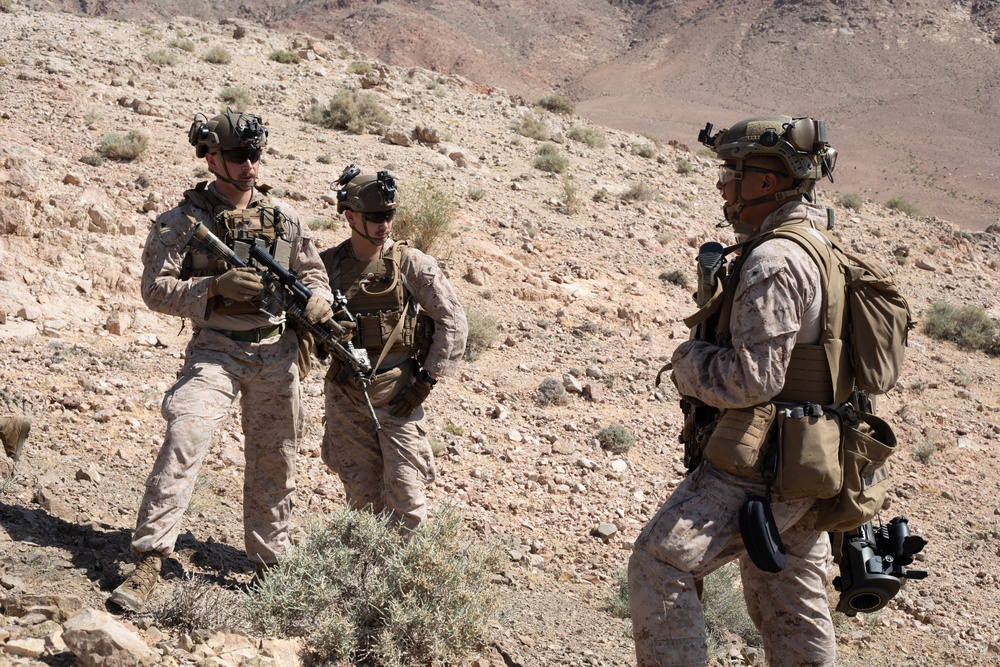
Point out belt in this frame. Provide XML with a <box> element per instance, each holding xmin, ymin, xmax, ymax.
<box><xmin>215</xmin><ymin>323</ymin><xmax>284</xmax><ymax>342</ymax></box>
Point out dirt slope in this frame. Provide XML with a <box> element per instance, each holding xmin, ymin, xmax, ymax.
<box><xmin>1</xmin><ymin>8</ymin><xmax>1000</xmax><ymax>667</ymax></box>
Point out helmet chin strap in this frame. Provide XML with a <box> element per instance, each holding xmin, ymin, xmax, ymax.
<box><xmin>350</xmin><ymin>216</ymin><xmax>388</xmax><ymax>247</ymax></box>
<box><xmin>723</xmin><ymin>179</ymin><xmax>813</xmax><ymax>231</ymax></box>
<box><xmin>210</xmin><ymin>155</ymin><xmax>255</xmax><ymax>192</ymax></box>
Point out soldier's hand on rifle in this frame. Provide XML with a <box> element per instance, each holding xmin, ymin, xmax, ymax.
<box><xmin>303</xmin><ymin>294</ymin><xmax>334</xmax><ymax>325</ymax></box>
<box><xmin>388</xmin><ymin>370</ymin><xmax>436</xmax><ymax>418</ymax></box>
<box><xmin>212</xmin><ymin>268</ymin><xmax>263</xmax><ymax>302</ymax></box>
<box><xmin>336</xmin><ymin>319</ymin><xmax>357</xmax><ymax>344</ymax></box>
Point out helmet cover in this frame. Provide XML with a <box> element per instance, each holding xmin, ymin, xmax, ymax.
<box><xmin>335</xmin><ymin>164</ymin><xmax>398</xmax><ymax>213</ymax></box>
<box><xmin>699</xmin><ymin>115</ymin><xmax>836</xmax><ymax>183</ymax></box>
<box><xmin>188</xmin><ymin>109</ymin><xmax>269</xmax><ymax>158</ymax></box>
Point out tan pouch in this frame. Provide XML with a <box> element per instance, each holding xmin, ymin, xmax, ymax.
<box><xmin>702</xmin><ymin>404</ymin><xmax>777</xmax><ymax>476</ymax></box>
<box><xmin>815</xmin><ymin>412</ymin><xmax>896</xmax><ymax>532</ymax></box>
<box><xmin>774</xmin><ymin>408</ymin><xmax>843</xmax><ymax>499</ymax></box>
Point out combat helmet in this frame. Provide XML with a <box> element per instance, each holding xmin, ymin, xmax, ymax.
<box><xmin>335</xmin><ymin>164</ymin><xmax>398</xmax><ymax>214</ymax></box>
<box><xmin>699</xmin><ymin>115</ymin><xmax>836</xmax><ymax>225</ymax></box>
<box><xmin>188</xmin><ymin>109</ymin><xmax>268</xmax><ymax>158</ymax></box>
<box><xmin>335</xmin><ymin>164</ymin><xmax>398</xmax><ymax>246</ymax></box>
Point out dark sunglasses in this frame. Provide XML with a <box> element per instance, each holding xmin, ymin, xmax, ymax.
<box><xmin>362</xmin><ymin>210</ymin><xmax>395</xmax><ymax>224</ymax></box>
<box><xmin>221</xmin><ymin>148</ymin><xmax>262</xmax><ymax>164</ymax></box>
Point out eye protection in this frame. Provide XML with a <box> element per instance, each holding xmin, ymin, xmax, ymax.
<box><xmin>717</xmin><ymin>164</ymin><xmax>783</xmax><ymax>185</ymax></box>
<box><xmin>362</xmin><ymin>209</ymin><xmax>396</xmax><ymax>224</ymax></box>
<box><xmin>221</xmin><ymin>148</ymin><xmax>262</xmax><ymax>164</ymax></box>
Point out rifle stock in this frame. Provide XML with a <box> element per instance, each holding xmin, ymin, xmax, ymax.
<box><xmin>192</xmin><ymin>223</ymin><xmax>382</xmax><ymax>430</ymax></box>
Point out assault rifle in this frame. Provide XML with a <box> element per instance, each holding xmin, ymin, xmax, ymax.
<box><xmin>677</xmin><ymin>241</ymin><xmax>729</xmax><ymax>472</ymax></box>
<box><xmin>192</xmin><ymin>223</ymin><xmax>381</xmax><ymax>430</ymax></box>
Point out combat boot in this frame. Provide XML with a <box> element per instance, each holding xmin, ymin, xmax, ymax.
<box><xmin>0</xmin><ymin>413</ymin><xmax>30</xmax><ymax>463</ymax></box>
<box><xmin>110</xmin><ymin>553</ymin><xmax>162</xmax><ymax>611</ymax></box>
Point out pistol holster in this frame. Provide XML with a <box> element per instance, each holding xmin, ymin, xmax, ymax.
<box><xmin>739</xmin><ymin>494</ymin><xmax>787</xmax><ymax>573</ymax></box>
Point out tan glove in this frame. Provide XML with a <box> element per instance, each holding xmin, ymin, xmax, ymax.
<box><xmin>335</xmin><ymin>319</ymin><xmax>357</xmax><ymax>344</ymax></box>
<box><xmin>303</xmin><ymin>294</ymin><xmax>334</xmax><ymax>325</ymax></box>
<box><xmin>388</xmin><ymin>371</ymin><xmax>436</xmax><ymax>419</ymax></box>
<box><xmin>212</xmin><ymin>268</ymin><xmax>263</xmax><ymax>302</ymax></box>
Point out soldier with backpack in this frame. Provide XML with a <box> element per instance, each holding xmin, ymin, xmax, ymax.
<box><xmin>319</xmin><ymin>165</ymin><xmax>467</xmax><ymax>535</ymax></box>
<box><xmin>630</xmin><ymin>115</ymin><xmax>907</xmax><ymax>667</ymax></box>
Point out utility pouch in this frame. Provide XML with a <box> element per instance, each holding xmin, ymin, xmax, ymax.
<box><xmin>739</xmin><ymin>494</ymin><xmax>787</xmax><ymax>573</ymax></box>
<box><xmin>815</xmin><ymin>412</ymin><xmax>896</xmax><ymax>532</ymax></box>
<box><xmin>295</xmin><ymin>328</ymin><xmax>315</xmax><ymax>379</ymax></box>
<box><xmin>702</xmin><ymin>404</ymin><xmax>776</xmax><ymax>476</ymax></box>
<box><xmin>774</xmin><ymin>406</ymin><xmax>843</xmax><ymax>499</ymax></box>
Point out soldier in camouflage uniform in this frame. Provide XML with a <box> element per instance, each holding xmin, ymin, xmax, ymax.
<box><xmin>629</xmin><ymin>116</ymin><xmax>841</xmax><ymax>666</ymax></box>
<box><xmin>320</xmin><ymin>165</ymin><xmax>467</xmax><ymax>533</ymax></box>
<box><xmin>111</xmin><ymin>110</ymin><xmax>333</xmax><ymax>611</ymax></box>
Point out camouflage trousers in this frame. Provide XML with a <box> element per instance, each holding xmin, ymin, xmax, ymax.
<box><xmin>629</xmin><ymin>463</ymin><xmax>835</xmax><ymax>667</ymax></box>
<box><xmin>322</xmin><ymin>377</ymin><xmax>436</xmax><ymax>533</ymax></box>
<box><xmin>131</xmin><ymin>328</ymin><xmax>302</xmax><ymax>565</ymax></box>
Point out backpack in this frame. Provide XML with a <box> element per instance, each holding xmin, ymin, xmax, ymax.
<box><xmin>762</xmin><ymin>225</ymin><xmax>914</xmax><ymax>398</ymax></box>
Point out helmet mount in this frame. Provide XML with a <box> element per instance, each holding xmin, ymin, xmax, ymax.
<box><xmin>188</xmin><ymin>109</ymin><xmax>269</xmax><ymax>191</ymax></box>
<box><xmin>335</xmin><ymin>163</ymin><xmax>398</xmax><ymax>246</ymax></box>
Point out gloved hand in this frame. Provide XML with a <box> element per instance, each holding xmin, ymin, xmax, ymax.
<box><xmin>303</xmin><ymin>294</ymin><xmax>334</xmax><ymax>325</ymax></box>
<box><xmin>212</xmin><ymin>268</ymin><xmax>263</xmax><ymax>302</ymax></box>
<box><xmin>335</xmin><ymin>319</ymin><xmax>357</xmax><ymax>344</ymax></box>
<box><xmin>388</xmin><ymin>370</ymin><xmax>436</xmax><ymax>418</ymax></box>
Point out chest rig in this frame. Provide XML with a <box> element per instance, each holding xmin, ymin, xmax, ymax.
<box><xmin>179</xmin><ymin>183</ymin><xmax>293</xmax><ymax>316</ymax></box>
<box><xmin>324</xmin><ymin>240</ymin><xmax>428</xmax><ymax>360</ymax></box>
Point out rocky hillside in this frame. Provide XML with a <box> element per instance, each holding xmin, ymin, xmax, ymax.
<box><xmin>1</xmin><ymin>8</ymin><xmax>1000</xmax><ymax>667</ymax></box>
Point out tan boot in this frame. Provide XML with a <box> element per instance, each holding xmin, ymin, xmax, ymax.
<box><xmin>0</xmin><ymin>413</ymin><xmax>30</xmax><ymax>463</ymax></box>
<box><xmin>110</xmin><ymin>554</ymin><xmax>162</xmax><ymax>611</ymax></box>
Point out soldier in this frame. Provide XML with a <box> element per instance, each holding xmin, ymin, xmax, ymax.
<box><xmin>111</xmin><ymin>110</ymin><xmax>333</xmax><ymax>611</ymax></box>
<box><xmin>0</xmin><ymin>412</ymin><xmax>30</xmax><ymax>477</ymax></box>
<box><xmin>320</xmin><ymin>165</ymin><xmax>467</xmax><ymax>534</ymax></box>
<box><xmin>629</xmin><ymin>116</ymin><xmax>841</xmax><ymax>666</ymax></box>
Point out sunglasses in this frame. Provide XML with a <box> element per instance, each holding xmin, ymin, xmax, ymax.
<box><xmin>221</xmin><ymin>148</ymin><xmax>263</xmax><ymax>164</ymax></box>
<box><xmin>717</xmin><ymin>164</ymin><xmax>783</xmax><ymax>185</ymax></box>
<box><xmin>362</xmin><ymin>210</ymin><xmax>395</xmax><ymax>224</ymax></box>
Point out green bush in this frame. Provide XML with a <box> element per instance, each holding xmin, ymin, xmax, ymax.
<box><xmin>203</xmin><ymin>45</ymin><xmax>232</xmax><ymax>64</ymax></box>
<box><xmin>631</xmin><ymin>142</ymin><xmax>655</xmax><ymax>159</ymax></box>
<box><xmin>146</xmin><ymin>50</ymin><xmax>178</xmax><ymax>66</ymax></box>
<box><xmin>562</xmin><ymin>175</ymin><xmax>582</xmax><ymax>214</ymax></box>
<box><xmin>660</xmin><ymin>269</ymin><xmax>689</xmax><ymax>289</ymax></box>
<box><xmin>245</xmin><ymin>506</ymin><xmax>507</xmax><ymax>667</ymax></box>
<box><xmin>305</xmin><ymin>90</ymin><xmax>392</xmax><ymax>134</ymax></box>
<box><xmin>676</xmin><ymin>158</ymin><xmax>693</xmax><ymax>175</ymax></box>
<box><xmin>393</xmin><ymin>184</ymin><xmax>456</xmax><ymax>253</ymax></box>
<box><xmin>169</xmin><ymin>38</ymin><xmax>195</xmax><ymax>52</ymax></box>
<box><xmin>885</xmin><ymin>196</ymin><xmax>920</xmax><ymax>216</ymax></box>
<box><xmin>568</xmin><ymin>126</ymin><xmax>606</xmax><ymax>148</ymax></box>
<box><xmin>535</xmin><ymin>94</ymin><xmax>575</xmax><ymax>115</ymax></box>
<box><xmin>464</xmin><ymin>308</ymin><xmax>498</xmax><ymax>361</ymax></box>
<box><xmin>597</xmin><ymin>423</ymin><xmax>634</xmax><ymax>454</ymax></box>
<box><xmin>836</xmin><ymin>192</ymin><xmax>863</xmax><ymax>211</ymax></box>
<box><xmin>99</xmin><ymin>130</ymin><xmax>149</xmax><ymax>161</ymax></box>
<box><xmin>268</xmin><ymin>49</ymin><xmax>301</xmax><ymax>64</ymax></box>
<box><xmin>622</xmin><ymin>182</ymin><xmax>656</xmax><ymax>201</ymax></box>
<box><xmin>514</xmin><ymin>112</ymin><xmax>550</xmax><ymax>141</ymax></box>
<box><xmin>80</xmin><ymin>154</ymin><xmax>103</xmax><ymax>167</ymax></box>
<box><xmin>308</xmin><ymin>218</ymin><xmax>339</xmax><ymax>231</ymax></box>
<box><xmin>534</xmin><ymin>143</ymin><xmax>568</xmax><ymax>174</ymax></box>
<box><xmin>922</xmin><ymin>301</ymin><xmax>999</xmax><ymax>354</ymax></box>
<box><xmin>218</xmin><ymin>86</ymin><xmax>251</xmax><ymax>111</ymax></box>
<box><xmin>607</xmin><ymin>567</ymin><xmax>630</xmax><ymax>619</ymax></box>
<box><xmin>703</xmin><ymin>563</ymin><xmax>761</xmax><ymax>655</ymax></box>
<box><xmin>348</xmin><ymin>61</ymin><xmax>374</xmax><ymax>75</ymax></box>
<box><xmin>467</xmin><ymin>185</ymin><xmax>486</xmax><ymax>201</ymax></box>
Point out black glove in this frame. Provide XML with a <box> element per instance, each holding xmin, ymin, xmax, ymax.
<box><xmin>212</xmin><ymin>268</ymin><xmax>263</xmax><ymax>301</ymax></box>
<box><xmin>388</xmin><ymin>370</ymin><xmax>436</xmax><ymax>418</ymax></box>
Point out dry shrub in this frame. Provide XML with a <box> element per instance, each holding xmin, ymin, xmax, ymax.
<box><xmin>245</xmin><ymin>506</ymin><xmax>507</xmax><ymax>667</ymax></box>
<box><xmin>151</xmin><ymin>574</ymin><xmax>249</xmax><ymax>633</ymax></box>
<box><xmin>392</xmin><ymin>183</ymin><xmax>455</xmax><ymax>253</ymax></box>
<box><xmin>464</xmin><ymin>308</ymin><xmax>498</xmax><ymax>361</ymax></box>
<box><xmin>305</xmin><ymin>90</ymin><xmax>391</xmax><ymax>134</ymax></box>
<box><xmin>99</xmin><ymin>130</ymin><xmax>149</xmax><ymax>161</ymax></box>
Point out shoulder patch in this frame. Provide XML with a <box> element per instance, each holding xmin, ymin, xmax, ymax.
<box><xmin>741</xmin><ymin>255</ymin><xmax>786</xmax><ymax>289</ymax></box>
